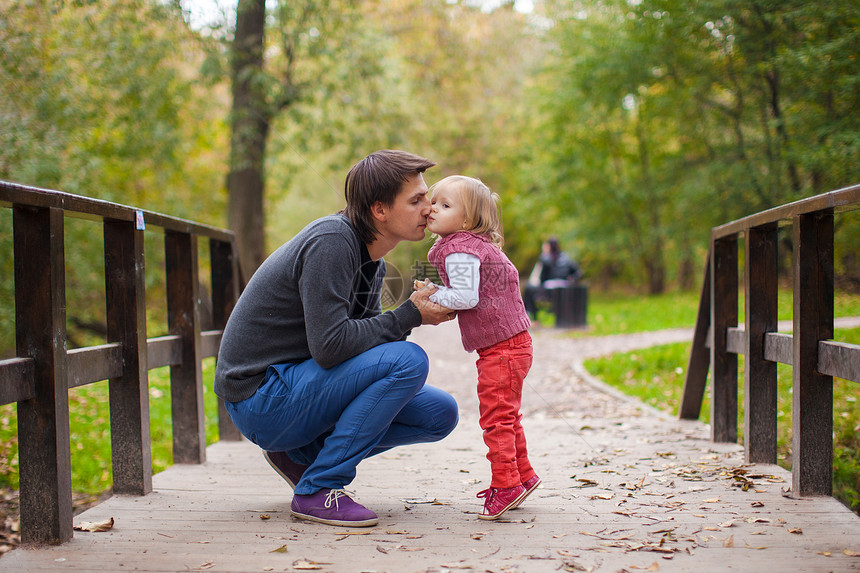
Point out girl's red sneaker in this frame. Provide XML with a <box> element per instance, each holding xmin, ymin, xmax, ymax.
<box><xmin>511</xmin><ymin>474</ymin><xmax>542</xmax><ymax>509</ymax></box>
<box><xmin>476</xmin><ymin>484</ymin><xmax>527</xmax><ymax>520</ymax></box>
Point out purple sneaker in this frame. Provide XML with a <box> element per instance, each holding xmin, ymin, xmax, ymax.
<box><xmin>291</xmin><ymin>489</ymin><xmax>379</xmax><ymax>527</ymax></box>
<box><xmin>263</xmin><ymin>451</ymin><xmax>308</xmax><ymax>490</ymax></box>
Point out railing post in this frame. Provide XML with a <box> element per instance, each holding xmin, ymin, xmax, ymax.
<box><xmin>165</xmin><ymin>231</ymin><xmax>206</xmax><ymax>463</ymax></box>
<box><xmin>210</xmin><ymin>238</ymin><xmax>242</xmax><ymax>441</ymax></box>
<box><xmin>792</xmin><ymin>212</ymin><xmax>834</xmax><ymax>495</ymax></box>
<box><xmin>744</xmin><ymin>224</ymin><xmax>778</xmax><ymax>463</ymax></box>
<box><xmin>14</xmin><ymin>206</ymin><xmax>73</xmax><ymax>544</ymax></box>
<box><xmin>679</xmin><ymin>247</ymin><xmax>711</xmax><ymax>420</ymax></box>
<box><xmin>104</xmin><ymin>218</ymin><xmax>153</xmax><ymax>495</ymax></box>
<box><xmin>710</xmin><ymin>235</ymin><xmax>738</xmax><ymax>443</ymax></box>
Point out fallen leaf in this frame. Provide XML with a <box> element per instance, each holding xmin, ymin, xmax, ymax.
<box><xmin>702</xmin><ymin>498</ymin><xmax>720</xmax><ymax>503</ymax></box>
<box><xmin>73</xmin><ymin>517</ymin><xmax>114</xmax><ymax>532</ymax></box>
<box><xmin>745</xmin><ymin>517</ymin><xmax>771</xmax><ymax>524</ymax></box>
<box><xmin>292</xmin><ymin>560</ymin><xmax>324</xmax><ymax>570</ymax></box>
<box><xmin>386</xmin><ymin>529</ymin><xmax>408</xmax><ymax>534</ymax></box>
<box><xmin>270</xmin><ymin>544</ymin><xmax>287</xmax><ymax>553</ymax></box>
<box><xmin>817</xmin><ymin>551</ymin><xmax>831</xmax><ymax>556</ymax></box>
<box><xmin>744</xmin><ymin>543</ymin><xmax>767</xmax><ymax>550</ymax></box>
<box><xmin>376</xmin><ymin>545</ymin><xmax>389</xmax><ymax>554</ymax></box>
<box><xmin>843</xmin><ymin>550</ymin><xmax>860</xmax><ymax>557</ymax></box>
<box><xmin>750</xmin><ymin>501</ymin><xmax>764</xmax><ymax>508</ymax></box>
<box><xmin>722</xmin><ymin>535</ymin><xmax>734</xmax><ymax>548</ymax></box>
<box><xmin>196</xmin><ymin>562</ymin><xmax>215</xmax><ymax>570</ymax></box>
<box><xmin>788</xmin><ymin>528</ymin><xmax>802</xmax><ymax>534</ymax></box>
<box><xmin>338</xmin><ymin>530</ymin><xmax>372</xmax><ymax>535</ymax></box>
<box><xmin>470</xmin><ymin>533</ymin><xmax>485</xmax><ymax>540</ymax></box>
<box><xmin>591</xmin><ymin>494</ymin><xmax>614</xmax><ymax>500</ymax></box>
<box><xmin>259</xmin><ymin>514</ymin><xmax>271</xmax><ymax>520</ymax></box>
<box><xmin>401</xmin><ymin>497</ymin><xmax>437</xmax><ymax>504</ymax></box>
<box><xmin>719</xmin><ymin>520</ymin><xmax>734</xmax><ymax>528</ymax></box>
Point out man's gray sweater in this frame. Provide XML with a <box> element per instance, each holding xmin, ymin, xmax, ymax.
<box><xmin>214</xmin><ymin>214</ymin><xmax>423</xmax><ymax>403</ymax></box>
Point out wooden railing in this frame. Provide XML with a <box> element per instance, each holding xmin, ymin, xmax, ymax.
<box><xmin>0</xmin><ymin>181</ymin><xmax>243</xmax><ymax>545</ymax></box>
<box><xmin>680</xmin><ymin>184</ymin><xmax>860</xmax><ymax>498</ymax></box>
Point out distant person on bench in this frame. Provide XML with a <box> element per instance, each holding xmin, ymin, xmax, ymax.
<box><xmin>523</xmin><ymin>236</ymin><xmax>582</xmax><ymax>320</ymax></box>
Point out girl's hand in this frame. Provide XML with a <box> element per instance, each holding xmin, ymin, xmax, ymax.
<box><xmin>410</xmin><ymin>282</ymin><xmax>455</xmax><ymax>325</ymax></box>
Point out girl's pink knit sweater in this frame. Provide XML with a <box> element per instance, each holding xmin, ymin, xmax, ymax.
<box><xmin>428</xmin><ymin>231</ymin><xmax>531</xmax><ymax>351</ymax></box>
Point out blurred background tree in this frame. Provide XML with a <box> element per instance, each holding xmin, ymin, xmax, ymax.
<box><xmin>1</xmin><ymin>0</ymin><xmax>858</xmax><ymax>355</ymax></box>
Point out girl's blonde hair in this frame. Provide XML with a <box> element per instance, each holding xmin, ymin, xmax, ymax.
<box><xmin>431</xmin><ymin>175</ymin><xmax>503</xmax><ymax>247</ymax></box>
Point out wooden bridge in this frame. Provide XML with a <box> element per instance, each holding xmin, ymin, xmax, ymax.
<box><xmin>1</xmin><ymin>182</ymin><xmax>859</xmax><ymax>572</ymax></box>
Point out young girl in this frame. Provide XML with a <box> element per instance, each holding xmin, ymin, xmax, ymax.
<box><xmin>419</xmin><ymin>175</ymin><xmax>541</xmax><ymax>520</ymax></box>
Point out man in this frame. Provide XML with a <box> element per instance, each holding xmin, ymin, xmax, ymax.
<box><xmin>215</xmin><ymin>150</ymin><xmax>458</xmax><ymax>528</ymax></box>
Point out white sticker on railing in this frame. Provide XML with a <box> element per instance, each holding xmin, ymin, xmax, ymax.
<box><xmin>135</xmin><ymin>210</ymin><xmax>145</xmax><ymax>230</ymax></box>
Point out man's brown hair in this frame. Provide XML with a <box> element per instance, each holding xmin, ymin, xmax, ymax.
<box><xmin>343</xmin><ymin>150</ymin><xmax>436</xmax><ymax>244</ymax></box>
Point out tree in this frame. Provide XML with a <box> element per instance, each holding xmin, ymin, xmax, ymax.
<box><xmin>511</xmin><ymin>0</ymin><xmax>860</xmax><ymax>293</ymax></box>
<box><xmin>0</xmin><ymin>0</ymin><xmax>228</xmax><ymax>351</ymax></box>
<box><xmin>228</xmin><ymin>0</ymin><xmax>268</xmax><ymax>278</ymax></box>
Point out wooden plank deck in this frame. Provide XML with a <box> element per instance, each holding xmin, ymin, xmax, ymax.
<box><xmin>2</xmin><ymin>322</ymin><xmax>858</xmax><ymax>572</ymax></box>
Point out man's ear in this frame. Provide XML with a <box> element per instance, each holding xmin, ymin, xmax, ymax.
<box><xmin>370</xmin><ymin>201</ymin><xmax>387</xmax><ymax>223</ymax></box>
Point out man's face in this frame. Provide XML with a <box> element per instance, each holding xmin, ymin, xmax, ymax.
<box><xmin>377</xmin><ymin>173</ymin><xmax>431</xmax><ymax>243</ymax></box>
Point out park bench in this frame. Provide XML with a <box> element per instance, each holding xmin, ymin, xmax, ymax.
<box><xmin>680</xmin><ymin>183</ymin><xmax>860</xmax><ymax>497</ymax></box>
<box><xmin>0</xmin><ymin>181</ymin><xmax>243</xmax><ymax>545</ymax></box>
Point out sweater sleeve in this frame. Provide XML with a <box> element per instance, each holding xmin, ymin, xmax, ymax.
<box><xmin>429</xmin><ymin>252</ymin><xmax>480</xmax><ymax>310</ymax></box>
<box><xmin>299</xmin><ymin>233</ymin><xmax>422</xmax><ymax>369</ymax></box>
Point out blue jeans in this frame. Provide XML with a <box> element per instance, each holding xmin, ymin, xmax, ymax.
<box><xmin>225</xmin><ymin>341</ymin><xmax>459</xmax><ymax>495</ymax></box>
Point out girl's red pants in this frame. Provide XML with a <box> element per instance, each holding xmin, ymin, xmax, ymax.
<box><xmin>475</xmin><ymin>330</ymin><xmax>537</xmax><ymax>489</ymax></box>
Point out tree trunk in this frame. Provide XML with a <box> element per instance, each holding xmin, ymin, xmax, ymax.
<box><xmin>764</xmin><ymin>68</ymin><xmax>801</xmax><ymax>195</ymax></box>
<box><xmin>228</xmin><ymin>0</ymin><xmax>269</xmax><ymax>278</ymax></box>
<box><xmin>635</xmin><ymin>108</ymin><xmax>666</xmax><ymax>295</ymax></box>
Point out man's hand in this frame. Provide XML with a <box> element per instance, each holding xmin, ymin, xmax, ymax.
<box><xmin>410</xmin><ymin>281</ymin><xmax>456</xmax><ymax>325</ymax></box>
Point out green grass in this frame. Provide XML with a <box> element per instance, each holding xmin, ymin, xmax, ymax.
<box><xmin>0</xmin><ymin>358</ymin><xmax>220</xmax><ymax>495</ymax></box>
<box><xmin>584</xmin><ymin>327</ymin><xmax>860</xmax><ymax>514</ymax></box>
<box><xmin>535</xmin><ymin>288</ymin><xmax>860</xmax><ymax>335</ymax></box>
<box><xmin>532</xmin><ymin>290</ymin><xmax>705</xmax><ymax>333</ymax></box>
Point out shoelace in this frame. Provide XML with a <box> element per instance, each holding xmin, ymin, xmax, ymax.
<box><xmin>323</xmin><ymin>489</ymin><xmax>354</xmax><ymax>510</ymax></box>
<box><xmin>476</xmin><ymin>488</ymin><xmax>496</xmax><ymax>503</ymax></box>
